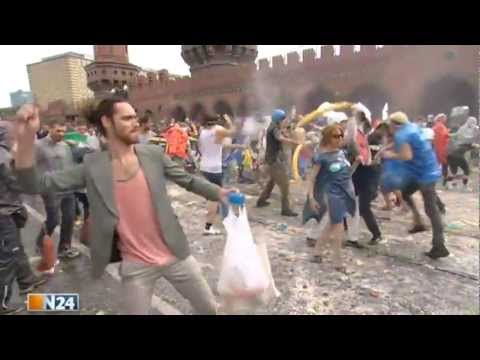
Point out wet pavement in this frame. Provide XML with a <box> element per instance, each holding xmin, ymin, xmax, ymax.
<box><xmin>9</xmin><ymin>167</ymin><xmax>480</xmax><ymax>315</ymax></box>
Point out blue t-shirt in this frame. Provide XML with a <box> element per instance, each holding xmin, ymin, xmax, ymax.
<box><xmin>394</xmin><ymin>123</ymin><xmax>441</xmax><ymax>184</ymax></box>
<box><xmin>313</xmin><ymin>150</ymin><xmax>354</xmax><ymax>198</ymax></box>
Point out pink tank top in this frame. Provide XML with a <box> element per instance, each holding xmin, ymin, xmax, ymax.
<box><xmin>114</xmin><ymin>168</ymin><xmax>176</xmax><ymax>266</ymax></box>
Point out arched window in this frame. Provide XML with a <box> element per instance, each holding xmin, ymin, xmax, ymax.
<box><xmin>213</xmin><ymin>100</ymin><xmax>234</xmax><ymax>117</ymax></box>
<box><xmin>348</xmin><ymin>84</ymin><xmax>392</xmax><ymax>120</ymax></box>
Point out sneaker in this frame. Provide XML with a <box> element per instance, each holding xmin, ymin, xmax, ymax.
<box><xmin>345</xmin><ymin>240</ymin><xmax>365</xmax><ymax>249</ymax></box>
<box><xmin>281</xmin><ymin>210</ymin><xmax>298</xmax><ymax>217</ymax></box>
<box><xmin>58</xmin><ymin>248</ymin><xmax>81</xmax><ymax>260</ymax></box>
<box><xmin>424</xmin><ymin>247</ymin><xmax>450</xmax><ymax>259</ymax></box>
<box><xmin>18</xmin><ymin>276</ymin><xmax>48</xmax><ymax>295</ymax></box>
<box><xmin>369</xmin><ymin>236</ymin><xmax>387</xmax><ymax>246</ymax></box>
<box><xmin>203</xmin><ymin>227</ymin><xmax>222</xmax><ymax>236</ymax></box>
<box><xmin>0</xmin><ymin>305</ymin><xmax>23</xmax><ymax>315</ymax></box>
<box><xmin>408</xmin><ymin>224</ymin><xmax>427</xmax><ymax>234</ymax></box>
<box><xmin>256</xmin><ymin>200</ymin><xmax>271</xmax><ymax>208</ymax></box>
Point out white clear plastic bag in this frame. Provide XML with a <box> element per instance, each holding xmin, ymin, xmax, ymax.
<box><xmin>218</xmin><ymin>205</ymin><xmax>269</xmax><ymax>310</ymax></box>
<box><xmin>255</xmin><ymin>241</ymin><xmax>281</xmax><ymax>305</ymax></box>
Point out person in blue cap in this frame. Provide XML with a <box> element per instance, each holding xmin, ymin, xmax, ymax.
<box><xmin>256</xmin><ymin>109</ymin><xmax>301</xmax><ymax>217</ymax></box>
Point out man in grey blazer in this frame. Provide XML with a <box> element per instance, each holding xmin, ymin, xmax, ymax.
<box><xmin>14</xmin><ymin>99</ymin><xmax>234</xmax><ymax>315</ymax></box>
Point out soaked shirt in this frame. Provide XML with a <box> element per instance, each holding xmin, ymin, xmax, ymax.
<box><xmin>36</xmin><ymin>136</ymin><xmax>76</xmax><ymax>194</ymax></box>
<box><xmin>394</xmin><ymin>123</ymin><xmax>441</xmax><ymax>184</ymax></box>
<box><xmin>114</xmin><ymin>168</ymin><xmax>176</xmax><ymax>266</ymax></box>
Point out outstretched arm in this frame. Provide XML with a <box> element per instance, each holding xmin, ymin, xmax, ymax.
<box><xmin>158</xmin><ymin>149</ymin><xmax>234</xmax><ymax>203</ymax></box>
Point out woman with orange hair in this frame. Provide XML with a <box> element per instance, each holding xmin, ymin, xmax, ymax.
<box><xmin>307</xmin><ymin>124</ymin><xmax>356</xmax><ymax>273</ymax></box>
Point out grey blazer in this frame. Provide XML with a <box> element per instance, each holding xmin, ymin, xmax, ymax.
<box><xmin>15</xmin><ymin>144</ymin><xmax>220</xmax><ymax>278</ymax></box>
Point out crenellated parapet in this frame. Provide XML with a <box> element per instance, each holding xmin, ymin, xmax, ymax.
<box><xmin>255</xmin><ymin>45</ymin><xmax>401</xmax><ymax>73</ymax></box>
<box><xmin>126</xmin><ymin>45</ymin><xmax>478</xmax><ymax>120</ymax></box>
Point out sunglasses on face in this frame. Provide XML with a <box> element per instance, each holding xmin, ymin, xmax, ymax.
<box><xmin>333</xmin><ymin>133</ymin><xmax>344</xmax><ymax>139</ymax></box>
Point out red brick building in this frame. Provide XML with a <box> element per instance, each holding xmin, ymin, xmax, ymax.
<box><xmin>86</xmin><ymin>45</ymin><xmax>479</xmax><ymax>122</ymax></box>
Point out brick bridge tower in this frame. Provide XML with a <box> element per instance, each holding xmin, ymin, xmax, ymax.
<box><xmin>85</xmin><ymin>45</ymin><xmax>141</xmax><ymax>99</ymax></box>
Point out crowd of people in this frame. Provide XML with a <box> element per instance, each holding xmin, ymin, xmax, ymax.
<box><xmin>0</xmin><ymin>97</ymin><xmax>478</xmax><ymax>315</ymax></box>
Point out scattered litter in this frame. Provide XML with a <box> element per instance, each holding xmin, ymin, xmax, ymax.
<box><xmin>274</xmin><ymin>223</ymin><xmax>289</xmax><ymax>233</ymax></box>
<box><xmin>96</xmin><ymin>310</ymin><xmax>106</xmax><ymax>315</ymax></box>
<box><xmin>446</xmin><ymin>222</ymin><xmax>464</xmax><ymax>230</ymax></box>
<box><xmin>460</xmin><ymin>219</ymin><xmax>477</xmax><ymax>227</ymax></box>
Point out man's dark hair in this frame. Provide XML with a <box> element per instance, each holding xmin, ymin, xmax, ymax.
<box><xmin>82</xmin><ymin>97</ymin><xmax>126</xmax><ymax>136</ymax></box>
<box><xmin>76</xmin><ymin>118</ymin><xmax>87</xmax><ymax>127</ymax></box>
<box><xmin>49</xmin><ymin>118</ymin><xmax>66</xmax><ymax>128</ymax></box>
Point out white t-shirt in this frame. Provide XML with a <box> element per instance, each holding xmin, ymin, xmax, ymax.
<box><xmin>198</xmin><ymin>125</ymin><xmax>223</xmax><ymax>174</ymax></box>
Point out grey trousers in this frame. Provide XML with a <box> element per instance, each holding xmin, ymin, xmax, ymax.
<box><xmin>119</xmin><ymin>256</ymin><xmax>217</xmax><ymax>315</ymax></box>
<box><xmin>257</xmin><ymin>162</ymin><xmax>292</xmax><ymax>212</ymax></box>
<box><xmin>401</xmin><ymin>181</ymin><xmax>446</xmax><ymax>250</ymax></box>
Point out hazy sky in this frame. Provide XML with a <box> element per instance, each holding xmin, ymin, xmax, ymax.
<box><xmin>0</xmin><ymin>45</ymin><xmax>325</xmax><ymax>108</ymax></box>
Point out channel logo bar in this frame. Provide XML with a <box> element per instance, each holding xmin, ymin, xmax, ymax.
<box><xmin>27</xmin><ymin>293</ymin><xmax>80</xmax><ymax>312</ymax></box>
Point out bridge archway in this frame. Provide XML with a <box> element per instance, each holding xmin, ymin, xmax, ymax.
<box><xmin>348</xmin><ymin>84</ymin><xmax>392</xmax><ymax>120</ymax></box>
<box><xmin>190</xmin><ymin>103</ymin><xmax>206</xmax><ymax>123</ymax></box>
<box><xmin>170</xmin><ymin>105</ymin><xmax>187</xmax><ymax>122</ymax></box>
<box><xmin>213</xmin><ymin>100</ymin><xmax>234</xmax><ymax>117</ymax></box>
<box><xmin>303</xmin><ymin>86</ymin><xmax>335</xmax><ymax>114</ymax></box>
<box><xmin>419</xmin><ymin>76</ymin><xmax>477</xmax><ymax>119</ymax></box>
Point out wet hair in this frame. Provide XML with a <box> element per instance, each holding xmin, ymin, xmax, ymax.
<box><xmin>49</xmin><ymin>118</ymin><xmax>66</xmax><ymax>128</ymax></box>
<box><xmin>82</xmin><ymin>97</ymin><xmax>127</xmax><ymax>136</ymax></box>
<box><xmin>321</xmin><ymin>124</ymin><xmax>344</xmax><ymax>147</ymax></box>
<box><xmin>76</xmin><ymin>118</ymin><xmax>87</xmax><ymax>127</ymax></box>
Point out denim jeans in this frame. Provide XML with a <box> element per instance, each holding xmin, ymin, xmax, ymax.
<box><xmin>35</xmin><ymin>193</ymin><xmax>76</xmax><ymax>253</ymax></box>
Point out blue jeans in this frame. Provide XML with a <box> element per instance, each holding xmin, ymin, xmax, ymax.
<box><xmin>35</xmin><ymin>193</ymin><xmax>76</xmax><ymax>253</ymax></box>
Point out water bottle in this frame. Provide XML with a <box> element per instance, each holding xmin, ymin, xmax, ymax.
<box><xmin>228</xmin><ymin>192</ymin><xmax>246</xmax><ymax>217</ymax></box>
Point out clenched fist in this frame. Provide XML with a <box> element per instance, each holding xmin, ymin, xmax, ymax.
<box><xmin>15</xmin><ymin>104</ymin><xmax>40</xmax><ymax>143</ymax></box>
